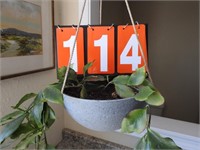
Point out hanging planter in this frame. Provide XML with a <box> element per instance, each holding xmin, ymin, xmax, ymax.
<box><xmin>64</xmin><ymin>94</ymin><xmax>145</xmax><ymax>131</ymax></box>
<box><xmin>55</xmin><ymin>0</ymin><xmax>181</xmax><ymax>149</ymax></box>
<box><xmin>59</xmin><ymin>63</ymin><xmax>162</xmax><ymax>131</ymax></box>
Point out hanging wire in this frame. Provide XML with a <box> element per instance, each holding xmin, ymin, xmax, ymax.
<box><xmin>124</xmin><ymin>0</ymin><xmax>153</xmax><ymax>84</ymax></box>
<box><xmin>61</xmin><ymin>0</ymin><xmax>87</xmax><ymax>93</ymax></box>
<box><xmin>100</xmin><ymin>0</ymin><xmax>102</xmax><ymax>25</ymax></box>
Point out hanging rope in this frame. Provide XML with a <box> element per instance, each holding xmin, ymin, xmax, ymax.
<box><xmin>99</xmin><ymin>0</ymin><xmax>102</xmax><ymax>25</ymax></box>
<box><xmin>61</xmin><ymin>0</ymin><xmax>87</xmax><ymax>93</ymax></box>
<box><xmin>124</xmin><ymin>0</ymin><xmax>153</xmax><ymax>84</ymax></box>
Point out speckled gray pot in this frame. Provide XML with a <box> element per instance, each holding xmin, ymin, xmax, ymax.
<box><xmin>63</xmin><ymin>94</ymin><xmax>146</xmax><ymax>131</ymax></box>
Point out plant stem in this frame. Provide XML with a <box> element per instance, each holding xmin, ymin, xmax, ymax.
<box><xmin>146</xmin><ymin>105</ymin><xmax>151</xmax><ymax>128</ymax></box>
<box><xmin>37</xmin><ymin>135</ymin><xmax>40</xmax><ymax>150</ymax></box>
<box><xmin>35</xmin><ymin>137</ymin><xmax>37</xmax><ymax>150</ymax></box>
<box><xmin>104</xmin><ymin>82</ymin><xmax>111</xmax><ymax>90</ymax></box>
<box><xmin>44</xmin><ymin>131</ymin><xmax>48</xmax><ymax>147</ymax></box>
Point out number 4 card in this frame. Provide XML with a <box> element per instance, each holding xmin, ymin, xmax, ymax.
<box><xmin>117</xmin><ymin>25</ymin><xmax>148</xmax><ymax>73</ymax></box>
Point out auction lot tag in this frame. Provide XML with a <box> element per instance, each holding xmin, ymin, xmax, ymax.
<box><xmin>87</xmin><ymin>26</ymin><xmax>115</xmax><ymax>74</ymax></box>
<box><xmin>56</xmin><ymin>27</ymin><xmax>84</xmax><ymax>74</ymax></box>
<box><xmin>117</xmin><ymin>25</ymin><xmax>148</xmax><ymax>73</ymax></box>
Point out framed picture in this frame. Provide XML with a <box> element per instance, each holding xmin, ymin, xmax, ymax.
<box><xmin>0</xmin><ymin>0</ymin><xmax>54</xmax><ymax>80</ymax></box>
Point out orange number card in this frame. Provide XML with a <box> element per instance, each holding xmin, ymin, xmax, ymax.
<box><xmin>87</xmin><ymin>26</ymin><xmax>115</xmax><ymax>74</ymax></box>
<box><xmin>56</xmin><ymin>27</ymin><xmax>84</xmax><ymax>74</ymax></box>
<box><xmin>117</xmin><ymin>25</ymin><xmax>148</xmax><ymax>73</ymax></box>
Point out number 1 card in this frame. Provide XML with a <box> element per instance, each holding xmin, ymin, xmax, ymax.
<box><xmin>87</xmin><ymin>26</ymin><xmax>115</xmax><ymax>74</ymax></box>
<box><xmin>56</xmin><ymin>27</ymin><xmax>85</xmax><ymax>74</ymax></box>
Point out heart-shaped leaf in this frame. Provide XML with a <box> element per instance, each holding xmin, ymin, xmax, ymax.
<box><xmin>136</xmin><ymin>128</ymin><xmax>182</xmax><ymax>149</ymax></box>
<box><xmin>121</xmin><ymin>107</ymin><xmax>147</xmax><ymax>133</ymax></box>
<box><xmin>146</xmin><ymin>91</ymin><xmax>164</xmax><ymax>106</ymax></box>
<box><xmin>127</xmin><ymin>66</ymin><xmax>146</xmax><ymax>86</ymax></box>
<box><xmin>43</xmin><ymin>86</ymin><xmax>63</xmax><ymax>105</ymax></box>
<box><xmin>115</xmin><ymin>84</ymin><xmax>135</xmax><ymax>98</ymax></box>
<box><xmin>112</xmin><ymin>75</ymin><xmax>129</xmax><ymax>85</ymax></box>
<box><xmin>0</xmin><ymin>114</ymin><xmax>26</xmax><ymax>144</ymax></box>
<box><xmin>134</xmin><ymin>86</ymin><xmax>155</xmax><ymax>101</ymax></box>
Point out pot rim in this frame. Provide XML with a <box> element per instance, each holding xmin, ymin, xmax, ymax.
<box><xmin>63</xmin><ymin>93</ymin><xmax>135</xmax><ymax>103</ymax></box>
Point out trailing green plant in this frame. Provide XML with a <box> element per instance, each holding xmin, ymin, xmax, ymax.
<box><xmin>0</xmin><ymin>63</ymin><xmax>181</xmax><ymax>149</ymax></box>
<box><xmin>63</xmin><ymin>62</ymin><xmax>108</xmax><ymax>98</ymax></box>
<box><xmin>63</xmin><ymin>63</ymin><xmax>181</xmax><ymax>149</ymax></box>
<box><xmin>0</xmin><ymin>77</ymin><xmax>63</xmax><ymax>149</ymax></box>
<box><xmin>110</xmin><ymin>67</ymin><xmax>181</xmax><ymax>149</ymax></box>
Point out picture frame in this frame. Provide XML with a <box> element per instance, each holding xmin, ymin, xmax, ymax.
<box><xmin>0</xmin><ymin>0</ymin><xmax>55</xmax><ymax>80</ymax></box>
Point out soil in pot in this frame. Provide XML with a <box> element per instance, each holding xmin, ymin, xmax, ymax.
<box><xmin>64</xmin><ymin>84</ymin><xmax>121</xmax><ymax>100</ymax></box>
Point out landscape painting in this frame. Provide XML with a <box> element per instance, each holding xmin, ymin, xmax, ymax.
<box><xmin>0</xmin><ymin>0</ymin><xmax>42</xmax><ymax>58</ymax></box>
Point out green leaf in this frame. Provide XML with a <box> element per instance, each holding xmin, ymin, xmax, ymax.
<box><xmin>10</xmin><ymin>123</ymin><xmax>34</xmax><ymax>139</ymax></box>
<box><xmin>80</xmin><ymin>86</ymin><xmax>87</xmax><ymax>98</ymax></box>
<box><xmin>68</xmin><ymin>67</ymin><xmax>78</xmax><ymax>82</ymax></box>
<box><xmin>44</xmin><ymin>103</ymin><xmax>56</xmax><ymax>128</ymax></box>
<box><xmin>127</xmin><ymin>66</ymin><xmax>146</xmax><ymax>86</ymax></box>
<box><xmin>121</xmin><ymin>107</ymin><xmax>147</xmax><ymax>134</ymax></box>
<box><xmin>85</xmin><ymin>75</ymin><xmax>106</xmax><ymax>82</ymax></box>
<box><xmin>146</xmin><ymin>91</ymin><xmax>165</xmax><ymax>106</ymax></box>
<box><xmin>111</xmin><ymin>75</ymin><xmax>129</xmax><ymax>85</ymax></box>
<box><xmin>136</xmin><ymin>128</ymin><xmax>182</xmax><ymax>149</ymax></box>
<box><xmin>0</xmin><ymin>114</ymin><xmax>26</xmax><ymax>144</ymax></box>
<box><xmin>33</xmin><ymin>91</ymin><xmax>44</xmax><ymax>105</ymax></box>
<box><xmin>15</xmin><ymin>131</ymin><xmax>42</xmax><ymax>150</ymax></box>
<box><xmin>31</xmin><ymin>102</ymin><xmax>44</xmax><ymax>128</ymax></box>
<box><xmin>57</xmin><ymin>66</ymin><xmax>67</xmax><ymax>82</ymax></box>
<box><xmin>43</xmin><ymin>86</ymin><xmax>63</xmax><ymax>105</ymax></box>
<box><xmin>142</xmin><ymin>79</ymin><xmax>156</xmax><ymax>90</ymax></box>
<box><xmin>115</xmin><ymin>84</ymin><xmax>135</xmax><ymax>98</ymax></box>
<box><xmin>50</xmin><ymin>82</ymin><xmax>63</xmax><ymax>91</ymax></box>
<box><xmin>12</xmin><ymin>93</ymin><xmax>37</xmax><ymax>109</ymax></box>
<box><xmin>134</xmin><ymin>86</ymin><xmax>155</xmax><ymax>101</ymax></box>
<box><xmin>0</xmin><ymin>111</ymin><xmax>24</xmax><ymax>126</ymax></box>
<box><xmin>83</xmin><ymin>62</ymin><xmax>93</xmax><ymax>76</ymax></box>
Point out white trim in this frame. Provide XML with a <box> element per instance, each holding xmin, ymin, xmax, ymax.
<box><xmin>117</xmin><ymin>115</ymin><xmax>200</xmax><ymax>150</ymax></box>
<box><xmin>78</xmin><ymin>0</ymin><xmax>100</xmax><ymax>25</ymax></box>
